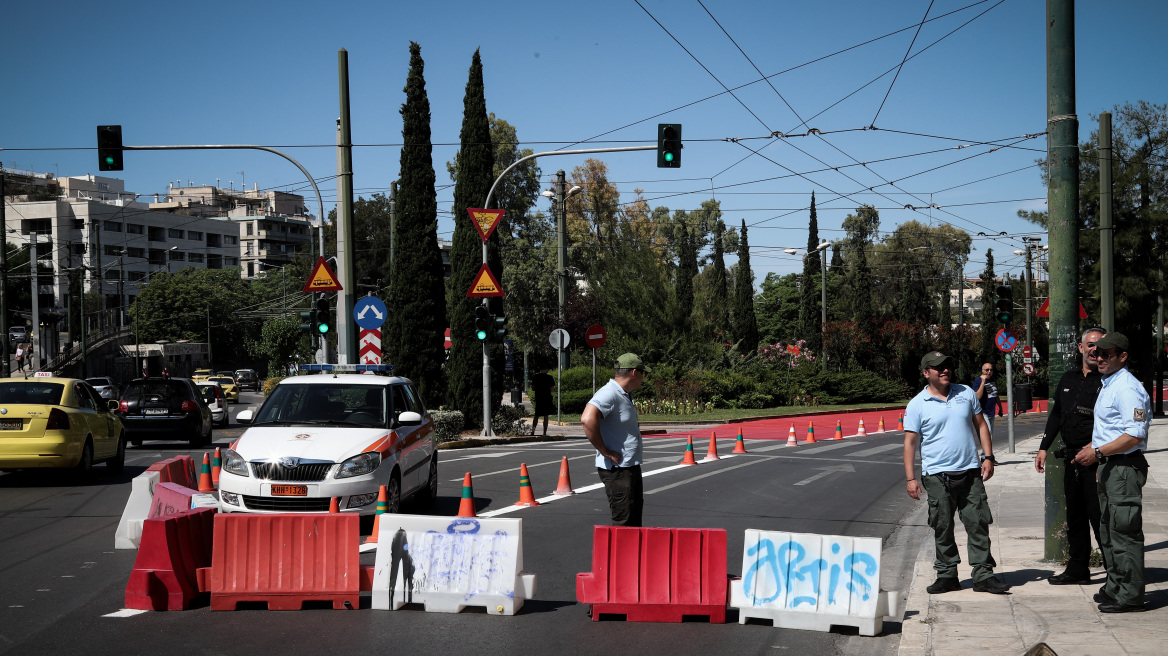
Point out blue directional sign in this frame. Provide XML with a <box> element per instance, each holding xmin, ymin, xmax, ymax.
<box><xmin>353</xmin><ymin>296</ymin><xmax>387</xmax><ymax>330</ymax></box>
<box><xmin>995</xmin><ymin>328</ymin><xmax>1017</xmax><ymax>352</ymax></box>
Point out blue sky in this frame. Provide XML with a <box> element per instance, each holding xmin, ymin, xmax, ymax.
<box><xmin>3</xmin><ymin>0</ymin><xmax>1165</xmax><ymax>284</ymax></box>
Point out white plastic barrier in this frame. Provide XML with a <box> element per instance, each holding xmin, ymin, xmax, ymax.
<box><xmin>729</xmin><ymin>531</ymin><xmax>898</xmax><ymax>636</ymax></box>
<box><xmin>371</xmin><ymin>515</ymin><xmax>536</xmax><ymax>615</ymax></box>
<box><xmin>113</xmin><ymin>470</ymin><xmax>161</xmax><ymax>549</ymax></box>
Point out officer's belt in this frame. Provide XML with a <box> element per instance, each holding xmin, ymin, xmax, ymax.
<box><xmin>1100</xmin><ymin>451</ymin><xmax>1148</xmax><ymax>467</ymax></box>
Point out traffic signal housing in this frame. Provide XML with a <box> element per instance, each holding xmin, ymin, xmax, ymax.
<box><xmin>97</xmin><ymin>125</ymin><xmax>123</xmax><ymax>171</ymax></box>
<box><xmin>657</xmin><ymin>123</ymin><xmax>682</xmax><ymax>168</ymax></box>
<box><xmin>299</xmin><ymin>309</ymin><xmax>315</xmax><ymax>333</ymax></box>
<box><xmin>995</xmin><ymin>285</ymin><xmax>1013</xmax><ymax>324</ymax></box>
<box><xmin>473</xmin><ymin>306</ymin><xmax>490</xmax><ymax>341</ymax></box>
<box><xmin>315</xmin><ymin>296</ymin><xmax>331</xmax><ymax>334</ymax></box>
<box><xmin>492</xmin><ymin>313</ymin><xmax>507</xmax><ymax>341</ymax></box>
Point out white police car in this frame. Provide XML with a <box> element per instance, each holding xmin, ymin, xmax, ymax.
<box><xmin>217</xmin><ymin>364</ymin><xmax>437</xmax><ymax>515</ymax></box>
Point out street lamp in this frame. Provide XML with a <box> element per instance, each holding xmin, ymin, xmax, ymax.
<box><xmin>785</xmin><ymin>240</ymin><xmax>832</xmax><ymax>371</ymax></box>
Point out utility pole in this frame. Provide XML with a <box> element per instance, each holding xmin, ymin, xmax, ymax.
<box><xmin>1099</xmin><ymin>111</ymin><xmax>1114</xmax><ymax>331</ymax></box>
<box><xmin>957</xmin><ymin>261</ymin><xmax>965</xmax><ymax>381</ymax></box>
<box><xmin>555</xmin><ymin>170</ymin><xmax>567</xmax><ymax>370</ymax></box>
<box><xmin>0</xmin><ymin>163</ymin><xmax>7</xmax><ymax>378</ymax></box>
<box><xmin>335</xmin><ymin>48</ymin><xmax>356</xmax><ymax>365</ymax></box>
<box><xmin>1044</xmin><ymin>0</ymin><xmax>1079</xmax><ymax>562</ymax></box>
<box><xmin>94</xmin><ymin>217</ymin><xmax>104</xmax><ymax>330</ymax></box>
<box><xmin>819</xmin><ymin>241</ymin><xmax>827</xmax><ymax>373</ymax></box>
<box><xmin>30</xmin><ymin>232</ymin><xmax>39</xmax><ymax>372</ymax></box>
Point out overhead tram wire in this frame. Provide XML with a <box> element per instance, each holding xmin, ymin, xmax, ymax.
<box><xmin>870</xmin><ymin>0</ymin><xmax>936</xmax><ymax>127</ymax></box>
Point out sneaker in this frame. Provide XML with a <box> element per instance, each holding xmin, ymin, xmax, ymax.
<box><xmin>926</xmin><ymin>577</ymin><xmax>961</xmax><ymax>594</ymax></box>
<box><xmin>1048</xmin><ymin>571</ymin><xmax>1091</xmax><ymax>585</ymax></box>
<box><xmin>973</xmin><ymin>577</ymin><xmax>1011</xmax><ymax>594</ymax></box>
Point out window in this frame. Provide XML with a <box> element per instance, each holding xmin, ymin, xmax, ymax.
<box><xmin>26</xmin><ymin>219</ymin><xmax>51</xmax><ymax>234</ymax></box>
<box><xmin>127</xmin><ymin>223</ymin><xmax>144</xmax><ymax>235</ymax></box>
<box><xmin>226</xmin><ymin>257</ymin><xmax>238</xmax><ymax>266</ymax></box>
<box><xmin>104</xmin><ymin>245</ymin><xmax>121</xmax><ymax>257</ymax></box>
<box><xmin>246</xmin><ymin>223</ymin><xmax>254</xmax><ymax>236</ymax></box>
<box><xmin>128</xmin><ymin>271</ymin><xmax>146</xmax><ymax>282</ymax></box>
<box><xmin>207</xmin><ymin>234</ymin><xmax>221</xmax><ymax>248</ymax></box>
<box><xmin>170</xmin><ymin>251</ymin><xmax>185</xmax><ymax>261</ymax></box>
<box><xmin>206</xmin><ymin>254</ymin><xmax>222</xmax><ymax>269</ymax></box>
<box><xmin>127</xmin><ymin>247</ymin><xmax>145</xmax><ymax>259</ymax></box>
<box><xmin>104</xmin><ymin>221</ymin><xmax>123</xmax><ymax>232</ymax></box>
<box><xmin>187</xmin><ymin>231</ymin><xmax>203</xmax><ymax>241</ymax></box>
<box><xmin>245</xmin><ymin>242</ymin><xmax>254</xmax><ymax>255</ymax></box>
<box><xmin>224</xmin><ymin>235</ymin><xmax>237</xmax><ymax>245</ymax></box>
<box><xmin>148</xmin><ymin>249</ymin><xmax>166</xmax><ymax>266</ymax></box>
<box><xmin>169</xmin><ymin>228</ymin><xmax>184</xmax><ymax>239</ymax></box>
<box><xmin>188</xmin><ymin>253</ymin><xmax>204</xmax><ymax>263</ymax></box>
<box><xmin>104</xmin><ymin>270</ymin><xmax>120</xmax><ymax>280</ymax></box>
<box><xmin>73</xmin><ymin>219</ymin><xmax>85</xmax><ymax>230</ymax></box>
<box><xmin>148</xmin><ymin>226</ymin><xmax>166</xmax><ymax>242</ymax></box>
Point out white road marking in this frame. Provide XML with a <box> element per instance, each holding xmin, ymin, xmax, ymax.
<box><xmin>847</xmin><ymin>443</ymin><xmax>905</xmax><ymax>458</ymax></box>
<box><xmin>793</xmin><ymin>463</ymin><xmax>856</xmax><ymax>486</ymax></box>
<box><xmin>753</xmin><ymin>440</ymin><xmax>859</xmax><ymax>454</ymax></box>
<box><xmin>102</xmin><ymin>609</ymin><xmax>148</xmax><ymax>618</ymax></box>
<box><xmin>447</xmin><ymin>454</ymin><xmax>593</xmax><ymax>482</ymax></box>
<box><xmin>644</xmin><ymin>458</ymin><xmax>767</xmax><ymax>495</ymax></box>
<box><xmin>440</xmin><ymin>451</ymin><xmax>519</xmax><ymax>464</ymax></box>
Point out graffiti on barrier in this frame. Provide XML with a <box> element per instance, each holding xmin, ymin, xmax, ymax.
<box><xmin>740</xmin><ymin>531</ymin><xmax>881</xmax><ymax>615</ymax></box>
<box><xmin>387</xmin><ymin>518</ymin><xmax>519</xmax><ymax>604</ymax></box>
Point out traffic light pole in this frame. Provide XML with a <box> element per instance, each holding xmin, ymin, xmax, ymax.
<box><xmin>0</xmin><ymin>163</ymin><xmax>8</xmax><ymax>378</ymax></box>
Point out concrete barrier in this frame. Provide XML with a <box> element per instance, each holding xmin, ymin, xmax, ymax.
<box><xmin>729</xmin><ymin>531</ymin><xmax>898</xmax><ymax>636</ymax></box>
<box><xmin>371</xmin><ymin>515</ymin><xmax>535</xmax><ymax>615</ymax></box>
<box><xmin>124</xmin><ymin>507</ymin><xmax>215</xmax><ymax>611</ymax></box>
<box><xmin>115</xmin><ymin>470</ymin><xmax>161</xmax><ymax>549</ymax></box>
<box><xmin>576</xmin><ymin>526</ymin><xmax>727</xmax><ymax>623</ymax></box>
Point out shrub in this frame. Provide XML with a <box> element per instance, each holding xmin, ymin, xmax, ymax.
<box><xmin>262</xmin><ymin>376</ymin><xmax>284</xmax><ymax>396</ymax></box>
<box><xmin>431</xmin><ymin>410</ymin><xmax>465</xmax><ymax>443</ymax></box>
<box><xmin>557</xmin><ymin>388</ymin><xmax>595</xmax><ymax>414</ymax></box>
<box><xmin>492</xmin><ymin>406</ymin><xmax>529</xmax><ymax>436</ymax></box>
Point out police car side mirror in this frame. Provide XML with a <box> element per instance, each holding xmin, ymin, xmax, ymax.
<box><xmin>397</xmin><ymin>411</ymin><xmax>422</xmax><ymax>427</ymax></box>
<box><xmin>236</xmin><ymin>409</ymin><xmax>254</xmax><ymax>425</ymax></box>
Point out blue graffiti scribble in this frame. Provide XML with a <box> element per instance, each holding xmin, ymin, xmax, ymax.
<box><xmin>844</xmin><ymin>552</ymin><xmax>877</xmax><ymax>601</ymax></box>
<box><xmin>447</xmin><ymin>518</ymin><xmax>481</xmax><ymax>534</ymax></box>
<box><xmin>743</xmin><ymin>538</ymin><xmax>782</xmax><ymax>603</ymax></box>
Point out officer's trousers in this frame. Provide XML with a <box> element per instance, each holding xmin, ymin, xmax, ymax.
<box><xmin>1098</xmin><ymin>461</ymin><xmax>1146</xmax><ymax>605</ymax></box>
<box><xmin>922</xmin><ymin>472</ymin><xmax>997</xmax><ymax>582</ymax></box>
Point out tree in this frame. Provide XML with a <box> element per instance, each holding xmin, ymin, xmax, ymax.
<box><xmin>695</xmin><ymin>219</ymin><xmax>729</xmax><ymax>340</ymax></box>
<box><xmin>446</xmin><ymin>50</ymin><xmax>496</xmax><ymax>426</ymax></box>
<box><xmin>324</xmin><ymin>194</ymin><xmax>393</xmax><ymax>292</ymax></box>
<box><xmin>674</xmin><ymin>216</ymin><xmax>697</xmax><ymax>332</ymax></box>
<box><xmin>978</xmin><ymin>248</ymin><xmax>998</xmax><ymax>364</ymax></box>
<box><xmin>799</xmin><ymin>192</ymin><xmax>822</xmax><ymax>351</ymax></box>
<box><xmin>385</xmin><ymin>42</ymin><xmax>447</xmax><ymax>406</ymax></box>
<box><xmin>756</xmin><ymin>272</ymin><xmax>800</xmax><ymax>345</ymax></box>
<box><xmin>251</xmin><ymin>316</ymin><xmax>311</xmax><ymax>377</ymax></box>
<box><xmin>842</xmin><ymin>204</ymin><xmax>880</xmax><ymax>325</ymax></box>
<box><xmin>731</xmin><ymin>219</ymin><xmax>759</xmax><ymax>353</ymax></box>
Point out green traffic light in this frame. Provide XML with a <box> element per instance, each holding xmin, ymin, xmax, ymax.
<box><xmin>103</xmin><ymin>156</ymin><xmax>115</xmax><ymax>165</ymax></box>
<box><xmin>318</xmin><ymin>323</ymin><xmax>330</xmax><ymax>334</ymax></box>
<box><xmin>664</xmin><ymin>152</ymin><xmax>674</xmax><ymax>162</ymax></box>
<box><xmin>476</xmin><ymin>329</ymin><xmax>487</xmax><ymax>341</ymax></box>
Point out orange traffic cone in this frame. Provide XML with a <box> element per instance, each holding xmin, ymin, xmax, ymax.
<box><xmin>897</xmin><ymin>413</ymin><xmax>904</xmax><ymax>431</ymax></box>
<box><xmin>805</xmin><ymin>422</ymin><xmax>817</xmax><ymax>443</ymax></box>
<box><xmin>787</xmin><ymin>424</ymin><xmax>799</xmax><ymax>446</ymax></box>
<box><xmin>197</xmin><ymin>452</ymin><xmax>214</xmax><ymax>492</ymax></box>
<box><xmin>680</xmin><ymin>437</ymin><xmax>698</xmax><ymax>465</ymax></box>
<box><xmin>515</xmin><ymin>463</ymin><xmax>540</xmax><ymax>506</ymax></box>
<box><xmin>832</xmin><ymin>420</ymin><xmax>844</xmax><ymax>440</ymax></box>
<box><xmin>211</xmin><ymin>447</ymin><xmax>222</xmax><ymax>486</ymax></box>
<box><xmin>457</xmin><ymin>473</ymin><xmax>477</xmax><ymax>517</ymax></box>
<box><xmin>554</xmin><ymin>457</ymin><xmax>575</xmax><ymax>495</ymax></box>
<box><xmin>702</xmin><ymin>431</ymin><xmax>720</xmax><ymax>461</ymax></box>
<box><xmin>364</xmin><ymin>485</ymin><xmax>389</xmax><ymax>544</ymax></box>
<box><xmin>878</xmin><ymin>416</ymin><xmax>886</xmax><ymax>433</ymax></box>
<box><xmin>329</xmin><ymin>496</ymin><xmax>340</xmax><ymax>513</ymax></box>
<box><xmin>856</xmin><ymin>418</ymin><xmax>867</xmax><ymax>437</ymax></box>
<box><xmin>732</xmin><ymin>428</ymin><xmax>748</xmax><ymax>454</ymax></box>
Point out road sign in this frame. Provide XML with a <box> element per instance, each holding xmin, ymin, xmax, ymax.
<box><xmin>549</xmin><ymin>329</ymin><xmax>570</xmax><ymax>350</ymax></box>
<box><xmin>1035</xmin><ymin>298</ymin><xmax>1088</xmax><ymax>319</ymax></box>
<box><xmin>995</xmin><ymin>328</ymin><xmax>1017</xmax><ymax>352</ymax></box>
<box><xmin>303</xmin><ymin>256</ymin><xmax>343</xmax><ymax>293</ymax></box>
<box><xmin>584</xmin><ymin>324</ymin><xmax>607</xmax><ymax>349</ymax></box>
<box><xmin>1022</xmin><ymin>345</ymin><xmax>1032</xmax><ymax>358</ymax></box>
<box><xmin>359</xmin><ymin>329</ymin><xmax>382</xmax><ymax>365</ymax></box>
<box><xmin>353</xmin><ymin>296</ymin><xmax>387</xmax><ymax>330</ymax></box>
<box><xmin>1023</xmin><ymin>363</ymin><xmax>1035</xmax><ymax>375</ymax></box>
<box><xmin>444</xmin><ymin>328</ymin><xmax>452</xmax><ymax>349</ymax></box>
<box><xmin>1023</xmin><ymin>357</ymin><xmax>1033</xmax><ymax>363</ymax></box>
<box><xmin>465</xmin><ymin>264</ymin><xmax>505</xmax><ymax>298</ymax></box>
<box><xmin>467</xmin><ymin>208</ymin><xmax>506</xmax><ymax>243</ymax></box>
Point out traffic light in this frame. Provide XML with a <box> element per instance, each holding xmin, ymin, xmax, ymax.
<box><xmin>473</xmin><ymin>306</ymin><xmax>490</xmax><ymax>341</ymax></box>
<box><xmin>315</xmin><ymin>296</ymin><xmax>331</xmax><ymax>334</ymax></box>
<box><xmin>492</xmin><ymin>313</ymin><xmax>507</xmax><ymax>341</ymax></box>
<box><xmin>657</xmin><ymin>123</ymin><xmax>682</xmax><ymax>168</ymax></box>
<box><xmin>97</xmin><ymin>125</ymin><xmax>123</xmax><ymax>171</ymax></box>
<box><xmin>299</xmin><ymin>309</ymin><xmax>315</xmax><ymax>333</ymax></box>
<box><xmin>995</xmin><ymin>285</ymin><xmax>1013</xmax><ymax>324</ymax></box>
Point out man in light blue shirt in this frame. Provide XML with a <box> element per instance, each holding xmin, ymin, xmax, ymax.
<box><xmin>903</xmin><ymin>351</ymin><xmax>1010</xmax><ymax>595</ymax></box>
<box><xmin>582</xmin><ymin>353</ymin><xmax>648</xmax><ymax>526</ymax></box>
<box><xmin>1071</xmin><ymin>332</ymin><xmax>1151</xmax><ymax>613</ymax></box>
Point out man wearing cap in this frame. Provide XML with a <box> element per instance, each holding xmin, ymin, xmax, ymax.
<box><xmin>903</xmin><ymin>351</ymin><xmax>1011</xmax><ymax>595</ymax></box>
<box><xmin>1071</xmin><ymin>332</ymin><xmax>1151</xmax><ymax>613</ymax></box>
<box><xmin>582</xmin><ymin>353</ymin><xmax>649</xmax><ymax>527</ymax></box>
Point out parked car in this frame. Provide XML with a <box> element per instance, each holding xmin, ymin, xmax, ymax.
<box><xmin>196</xmin><ymin>382</ymin><xmax>229</xmax><ymax>428</ymax></box>
<box><xmin>219</xmin><ymin>366</ymin><xmax>437</xmax><ymax>515</ymax></box>
<box><xmin>234</xmin><ymin>369</ymin><xmax>260</xmax><ymax>392</ymax></box>
<box><xmin>8</xmin><ymin>326</ymin><xmax>29</xmax><ymax>345</ymax></box>
<box><xmin>116</xmin><ymin>377</ymin><xmax>212</xmax><ymax>447</ymax></box>
<box><xmin>0</xmin><ymin>377</ymin><xmax>125</xmax><ymax>476</ymax></box>
<box><xmin>85</xmin><ymin>377</ymin><xmax>120</xmax><ymax>400</ymax></box>
<box><xmin>209</xmin><ymin>376</ymin><xmax>240</xmax><ymax>404</ymax></box>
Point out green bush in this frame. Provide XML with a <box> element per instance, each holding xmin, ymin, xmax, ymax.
<box><xmin>557</xmin><ymin>389</ymin><xmax>595</xmax><ymax>414</ymax></box>
<box><xmin>262</xmin><ymin>376</ymin><xmax>284</xmax><ymax>396</ymax></box>
<box><xmin>492</xmin><ymin>406</ymin><xmax>529</xmax><ymax>436</ymax></box>
<box><xmin>431</xmin><ymin>410</ymin><xmax>465</xmax><ymax>443</ymax></box>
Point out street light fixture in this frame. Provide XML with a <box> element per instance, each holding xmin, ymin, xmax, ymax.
<box><xmin>786</xmin><ymin>241</ymin><xmax>832</xmax><ymax>372</ymax></box>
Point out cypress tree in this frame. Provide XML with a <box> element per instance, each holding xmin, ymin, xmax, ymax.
<box><xmin>732</xmin><ymin>219</ymin><xmax>759</xmax><ymax>352</ymax></box>
<box><xmin>978</xmin><ymin>249</ymin><xmax>997</xmax><ymax>363</ymax></box>
<box><xmin>706</xmin><ymin>220</ymin><xmax>729</xmax><ymax>339</ymax></box>
<box><xmin>799</xmin><ymin>192</ymin><xmax>822</xmax><ymax>351</ymax></box>
<box><xmin>675</xmin><ymin>217</ymin><xmax>697</xmax><ymax>331</ymax></box>
<box><xmin>386</xmin><ymin>42</ymin><xmax>447</xmax><ymax>405</ymax></box>
<box><xmin>448</xmin><ymin>49</ymin><xmax>495</xmax><ymax>427</ymax></box>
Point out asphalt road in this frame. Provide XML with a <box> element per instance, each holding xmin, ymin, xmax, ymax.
<box><xmin>0</xmin><ymin>398</ymin><xmax>1048</xmax><ymax>656</ymax></box>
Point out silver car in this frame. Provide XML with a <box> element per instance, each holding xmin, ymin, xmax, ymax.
<box><xmin>86</xmin><ymin>377</ymin><xmax>120</xmax><ymax>400</ymax></box>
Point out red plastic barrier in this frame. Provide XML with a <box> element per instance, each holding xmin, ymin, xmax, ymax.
<box><xmin>145</xmin><ymin>455</ymin><xmax>198</xmax><ymax>489</ymax></box>
<box><xmin>147</xmin><ymin>482</ymin><xmax>200</xmax><ymax>519</ymax></box>
<box><xmin>206</xmin><ymin>513</ymin><xmax>360</xmax><ymax>611</ymax></box>
<box><xmin>124</xmin><ymin>507</ymin><xmax>216</xmax><ymax>611</ymax></box>
<box><xmin>576</xmin><ymin>526</ymin><xmax>727</xmax><ymax>623</ymax></box>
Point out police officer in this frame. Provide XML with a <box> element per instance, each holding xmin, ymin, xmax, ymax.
<box><xmin>1034</xmin><ymin>326</ymin><xmax>1106</xmax><ymax>585</ymax></box>
<box><xmin>1072</xmin><ymin>332</ymin><xmax>1151</xmax><ymax>613</ymax></box>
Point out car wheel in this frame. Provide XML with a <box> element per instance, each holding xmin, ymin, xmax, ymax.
<box><xmin>107</xmin><ymin>433</ymin><xmax>126</xmax><ymax>475</ymax></box>
<box><xmin>386</xmin><ymin>472</ymin><xmax>402</xmax><ymax>514</ymax></box>
<box><xmin>74</xmin><ymin>439</ymin><xmax>94</xmax><ymax>482</ymax></box>
<box><xmin>420</xmin><ymin>454</ymin><xmax>438</xmax><ymax>507</ymax></box>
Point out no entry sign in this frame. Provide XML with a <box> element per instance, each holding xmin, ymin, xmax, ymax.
<box><xmin>584</xmin><ymin>324</ymin><xmax>607</xmax><ymax>349</ymax></box>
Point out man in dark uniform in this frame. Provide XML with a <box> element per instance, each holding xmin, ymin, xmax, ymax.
<box><xmin>529</xmin><ymin>365</ymin><xmax>555</xmax><ymax>436</ymax></box>
<box><xmin>1034</xmin><ymin>326</ymin><xmax>1106</xmax><ymax>585</ymax></box>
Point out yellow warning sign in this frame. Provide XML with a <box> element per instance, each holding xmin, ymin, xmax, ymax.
<box><xmin>468</xmin><ymin>208</ymin><xmax>505</xmax><ymax>242</ymax></box>
<box><xmin>466</xmin><ymin>263</ymin><xmax>504</xmax><ymax>298</ymax></box>
<box><xmin>302</xmin><ymin>256</ymin><xmax>343</xmax><ymax>293</ymax></box>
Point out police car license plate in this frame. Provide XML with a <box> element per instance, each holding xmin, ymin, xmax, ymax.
<box><xmin>271</xmin><ymin>485</ymin><xmax>307</xmax><ymax>496</ymax></box>
<box><xmin>0</xmin><ymin>419</ymin><xmax>21</xmax><ymax>430</ymax></box>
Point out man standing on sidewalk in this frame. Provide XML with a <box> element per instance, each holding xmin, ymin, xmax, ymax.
<box><xmin>1035</xmin><ymin>325</ymin><xmax>1106</xmax><ymax>585</ymax></box>
<box><xmin>903</xmin><ymin>351</ymin><xmax>1011</xmax><ymax>594</ymax></box>
<box><xmin>970</xmin><ymin>362</ymin><xmax>1000</xmax><ymax>434</ymax></box>
<box><xmin>581</xmin><ymin>353</ymin><xmax>649</xmax><ymax>527</ymax></box>
<box><xmin>1072</xmin><ymin>332</ymin><xmax>1151</xmax><ymax>613</ymax></box>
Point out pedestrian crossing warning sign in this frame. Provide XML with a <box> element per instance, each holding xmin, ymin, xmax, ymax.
<box><xmin>468</xmin><ymin>208</ymin><xmax>505</xmax><ymax>242</ymax></box>
<box><xmin>302</xmin><ymin>256</ymin><xmax>343</xmax><ymax>293</ymax></box>
<box><xmin>466</xmin><ymin>263</ymin><xmax>504</xmax><ymax>298</ymax></box>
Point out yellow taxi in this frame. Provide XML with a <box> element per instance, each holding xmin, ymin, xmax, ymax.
<box><xmin>209</xmin><ymin>375</ymin><xmax>240</xmax><ymax>403</ymax></box>
<box><xmin>0</xmin><ymin>376</ymin><xmax>126</xmax><ymax>476</ymax></box>
<box><xmin>192</xmin><ymin>369</ymin><xmax>214</xmax><ymax>382</ymax></box>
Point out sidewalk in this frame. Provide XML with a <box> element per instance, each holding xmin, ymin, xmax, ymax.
<box><xmin>898</xmin><ymin>417</ymin><xmax>1168</xmax><ymax>656</ymax></box>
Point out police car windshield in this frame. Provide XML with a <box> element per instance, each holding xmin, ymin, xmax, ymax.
<box><xmin>253</xmin><ymin>383</ymin><xmax>387</xmax><ymax>428</ymax></box>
